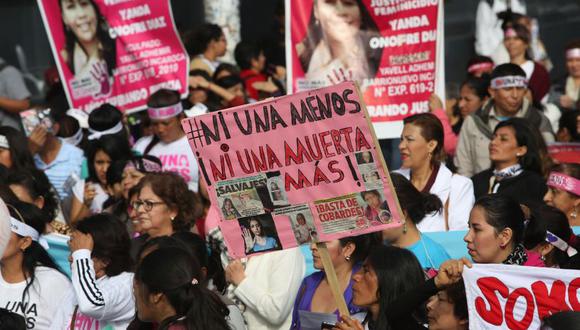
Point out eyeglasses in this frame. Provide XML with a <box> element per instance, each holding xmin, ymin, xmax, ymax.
<box><xmin>131</xmin><ymin>200</ymin><xmax>165</xmax><ymax>212</ymax></box>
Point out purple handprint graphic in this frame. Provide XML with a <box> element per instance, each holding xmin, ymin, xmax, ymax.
<box><xmin>91</xmin><ymin>61</ymin><xmax>112</xmax><ymax>96</ymax></box>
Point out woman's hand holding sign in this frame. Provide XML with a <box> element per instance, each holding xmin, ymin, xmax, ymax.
<box><xmin>434</xmin><ymin>257</ymin><xmax>472</xmax><ymax>289</ymax></box>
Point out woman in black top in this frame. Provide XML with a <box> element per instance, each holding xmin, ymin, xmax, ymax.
<box><xmin>472</xmin><ymin>118</ymin><xmax>547</xmax><ymax>205</ymax></box>
<box><xmin>333</xmin><ymin>245</ymin><xmax>471</xmax><ymax>330</ymax></box>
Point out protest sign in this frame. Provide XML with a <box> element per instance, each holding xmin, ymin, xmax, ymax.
<box><xmin>286</xmin><ymin>0</ymin><xmax>445</xmax><ymax>138</ymax></box>
<box><xmin>182</xmin><ymin>81</ymin><xmax>403</xmax><ymax>258</ymax></box>
<box><xmin>463</xmin><ymin>264</ymin><xmax>580</xmax><ymax>330</ymax></box>
<box><xmin>37</xmin><ymin>0</ymin><xmax>188</xmax><ymax>113</ymax></box>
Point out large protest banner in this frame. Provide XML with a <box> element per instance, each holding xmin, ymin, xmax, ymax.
<box><xmin>548</xmin><ymin>142</ymin><xmax>580</xmax><ymax>164</ymax></box>
<box><xmin>463</xmin><ymin>264</ymin><xmax>580</xmax><ymax>330</ymax></box>
<box><xmin>182</xmin><ymin>81</ymin><xmax>403</xmax><ymax>258</ymax></box>
<box><xmin>37</xmin><ymin>0</ymin><xmax>188</xmax><ymax>113</ymax></box>
<box><xmin>286</xmin><ymin>0</ymin><xmax>445</xmax><ymax>138</ymax></box>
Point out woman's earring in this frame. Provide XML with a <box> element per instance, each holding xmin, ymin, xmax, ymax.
<box><xmin>170</xmin><ymin>216</ymin><xmax>176</xmax><ymax>222</ymax></box>
<box><xmin>572</xmin><ymin>209</ymin><xmax>578</xmax><ymax>219</ymax></box>
<box><xmin>403</xmin><ymin>223</ymin><xmax>407</xmax><ymax>234</ymax></box>
<box><xmin>345</xmin><ymin>255</ymin><xmax>351</xmax><ymax>261</ymax></box>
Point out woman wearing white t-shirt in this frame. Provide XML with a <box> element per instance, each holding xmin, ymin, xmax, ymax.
<box><xmin>51</xmin><ymin>214</ymin><xmax>135</xmax><ymax>330</ymax></box>
<box><xmin>133</xmin><ymin>89</ymin><xmax>200</xmax><ymax>192</ymax></box>
<box><xmin>0</xmin><ymin>201</ymin><xmax>71</xmax><ymax>329</ymax></box>
<box><xmin>69</xmin><ymin>135</ymin><xmax>132</xmax><ymax>224</ymax></box>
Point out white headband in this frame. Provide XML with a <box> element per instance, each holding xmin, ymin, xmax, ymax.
<box><xmin>0</xmin><ymin>135</ymin><xmax>9</xmax><ymax>149</ymax></box>
<box><xmin>9</xmin><ymin>217</ymin><xmax>49</xmax><ymax>250</ymax></box>
<box><xmin>566</xmin><ymin>48</ymin><xmax>580</xmax><ymax>60</ymax></box>
<box><xmin>147</xmin><ymin>103</ymin><xmax>183</xmax><ymax>120</ymax></box>
<box><xmin>87</xmin><ymin>122</ymin><xmax>124</xmax><ymax>140</ymax></box>
<box><xmin>546</xmin><ymin>231</ymin><xmax>577</xmax><ymax>257</ymax></box>
<box><xmin>63</xmin><ymin>128</ymin><xmax>83</xmax><ymax>146</ymax></box>
<box><xmin>490</xmin><ymin>75</ymin><xmax>528</xmax><ymax>89</ymax></box>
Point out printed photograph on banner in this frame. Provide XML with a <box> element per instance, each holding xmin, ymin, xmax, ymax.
<box><xmin>266</xmin><ymin>172</ymin><xmax>289</xmax><ymax>206</ymax></box>
<box><xmin>239</xmin><ymin>214</ymin><xmax>282</xmax><ymax>255</ymax></box>
<box><xmin>274</xmin><ymin>204</ymin><xmax>318</xmax><ymax>244</ymax></box>
<box><xmin>355</xmin><ymin>151</ymin><xmax>382</xmax><ymax>189</ymax></box>
<box><xmin>37</xmin><ymin>0</ymin><xmax>189</xmax><ymax>112</ymax></box>
<box><xmin>314</xmin><ymin>193</ymin><xmax>368</xmax><ymax>235</ymax></box>
<box><xmin>359</xmin><ymin>188</ymin><xmax>392</xmax><ymax>226</ymax></box>
<box><xmin>288</xmin><ymin>0</ymin><xmax>442</xmax><ymax>137</ymax></box>
<box><xmin>216</xmin><ymin>174</ymin><xmax>268</xmax><ymax>219</ymax></box>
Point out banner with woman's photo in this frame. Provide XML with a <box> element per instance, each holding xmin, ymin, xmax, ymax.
<box><xmin>286</xmin><ymin>0</ymin><xmax>445</xmax><ymax>138</ymax></box>
<box><xmin>37</xmin><ymin>0</ymin><xmax>189</xmax><ymax>113</ymax></box>
<box><xmin>182</xmin><ymin>81</ymin><xmax>403</xmax><ymax>258</ymax></box>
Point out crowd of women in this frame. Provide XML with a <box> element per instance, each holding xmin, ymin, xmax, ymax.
<box><xmin>0</xmin><ymin>5</ymin><xmax>579</xmax><ymax>330</ymax></box>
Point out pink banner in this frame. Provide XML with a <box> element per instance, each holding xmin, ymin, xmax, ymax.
<box><xmin>37</xmin><ymin>0</ymin><xmax>188</xmax><ymax>113</ymax></box>
<box><xmin>182</xmin><ymin>82</ymin><xmax>403</xmax><ymax>258</ymax></box>
<box><xmin>287</xmin><ymin>0</ymin><xmax>440</xmax><ymax>127</ymax></box>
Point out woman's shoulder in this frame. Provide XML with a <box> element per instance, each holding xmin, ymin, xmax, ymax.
<box><xmin>35</xmin><ymin>267</ymin><xmax>71</xmax><ymax>288</ymax></box>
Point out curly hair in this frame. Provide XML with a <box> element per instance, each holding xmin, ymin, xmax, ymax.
<box><xmin>136</xmin><ymin>172</ymin><xmax>203</xmax><ymax>232</ymax></box>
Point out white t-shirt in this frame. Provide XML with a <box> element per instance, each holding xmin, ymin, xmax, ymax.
<box><xmin>133</xmin><ymin>135</ymin><xmax>199</xmax><ymax>191</ymax></box>
<box><xmin>0</xmin><ymin>266</ymin><xmax>72</xmax><ymax>329</ymax></box>
<box><xmin>73</xmin><ymin>180</ymin><xmax>109</xmax><ymax>214</ymax></box>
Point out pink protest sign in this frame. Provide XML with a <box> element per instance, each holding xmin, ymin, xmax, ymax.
<box><xmin>37</xmin><ymin>0</ymin><xmax>188</xmax><ymax>113</ymax></box>
<box><xmin>182</xmin><ymin>81</ymin><xmax>403</xmax><ymax>258</ymax></box>
<box><xmin>287</xmin><ymin>0</ymin><xmax>445</xmax><ymax>138</ymax></box>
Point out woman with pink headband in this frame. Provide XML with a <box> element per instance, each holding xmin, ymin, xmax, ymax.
<box><xmin>133</xmin><ymin>89</ymin><xmax>200</xmax><ymax>192</ymax></box>
<box><xmin>503</xmin><ymin>23</ymin><xmax>550</xmax><ymax>104</ymax></box>
<box><xmin>544</xmin><ymin>163</ymin><xmax>580</xmax><ymax>227</ymax></box>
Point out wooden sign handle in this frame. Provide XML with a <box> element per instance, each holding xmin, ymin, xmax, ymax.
<box><xmin>317</xmin><ymin>241</ymin><xmax>350</xmax><ymax>317</ymax></box>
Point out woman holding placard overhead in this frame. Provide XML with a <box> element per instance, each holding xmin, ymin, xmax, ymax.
<box><xmin>544</xmin><ymin>163</ymin><xmax>580</xmax><ymax>227</ymax></box>
<box><xmin>291</xmin><ymin>234</ymin><xmax>379</xmax><ymax>329</ymax></box>
<box><xmin>396</xmin><ymin>113</ymin><xmax>474</xmax><ymax>231</ymax></box>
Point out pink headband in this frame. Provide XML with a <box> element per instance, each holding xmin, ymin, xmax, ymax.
<box><xmin>147</xmin><ymin>103</ymin><xmax>183</xmax><ymax>120</ymax></box>
<box><xmin>490</xmin><ymin>76</ymin><xmax>528</xmax><ymax>89</ymax></box>
<box><xmin>547</xmin><ymin>172</ymin><xmax>580</xmax><ymax>196</ymax></box>
<box><xmin>467</xmin><ymin>62</ymin><xmax>494</xmax><ymax>74</ymax></box>
<box><xmin>124</xmin><ymin>158</ymin><xmax>162</xmax><ymax>173</ymax></box>
<box><xmin>566</xmin><ymin>48</ymin><xmax>580</xmax><ymax>59</ymax></box>
<box><xmin>504</xmin><ymin>28</ymin><xmax>518</xmax><ymax>38</ymax></box>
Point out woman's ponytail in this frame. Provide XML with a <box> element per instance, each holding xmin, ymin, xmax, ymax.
<box><xmin>390</xmin><ymin>173</ymin><xmax>443</xmax><ymax>225</ymax></box>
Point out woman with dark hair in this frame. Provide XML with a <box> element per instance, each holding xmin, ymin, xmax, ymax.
<box><xmin>383</xmin><ymin>173</ymin><xmax>450</xmax><ymax>276</ymax></box>
<box><xmin>556</xmin><ymin>110</ymin><xmax>580</xmax><ymax>142</ymax></box>
<box><xmin>130</xmin><ymin>172</ymin><xmax>203</xmax><ymax>258</ymax></box>
<box><xmin>291</xmin><ymin>234</ymin><xmax>379</xmax><ymax>329</ymax></box>
<box><xmin>189</xmin><ymin>73</ymin><xmax>247</xmax><ymax>111</ymax></box>
<box><xmin>464</xmin><ymin>194</ymin><xmax>544</xmax><ymax>266</ymax></box>
<box><xmin>503</xmin><ymin>23</ymin><xmax>550</xmax><ymax>103</ymax></box>
<box><xmin>544</xmin><ymin>163</ymin><xmax>580</xmax><ymax>226</ymax></box>
<box><xmin>69</xmin><ymin>135</ymin><xmax>132</xmax><ymax>223</ymax></box>
<box><xmin>4</xmin><ymin>169</ymin><xmax>68</xmax><ymax>234</ymax></box>
<box><xmin>87</xmin><ymin>103</ymin><xmax>129</xmax><ymax>142</ymax></box>
<box><xmin>0</xmin><ymin>126</ymin><xmax>35</xmax><ymax>170</ymax></box>
<box><xmin>397</xmin><ymin>113</ymin><xmax>474</xmax><ymax>231</ymax></box>
<box><xmin>133</xmin><ymin>89</ymin><xmax>200</xmax><ymax>192</ymax></box>
<box><xmin>334</xmin><ymin>245</ymin><xmax>470</xmax><ymax>330</ymax></box>
<box><xmin>472</xmin><ymin>118</ymin><xmax>547</xmax><ymax>204</ymax></box>
<box><xmin>425</xmin><ymin>281</ymin><xmax>469</xmax><ymax>330</ymax></box>
<box><xmin>59</xmin><ymin>0</ymin><xmax>116</xmax><ymax>91</ymax></box>
<box><xmin>241</xmin><ymin>217</ymin><xmax>278</xmax><ymax>253</ymax></box>
<box><xmin>429</xmin><ymin>76</ymin><xmax>491</xmax><ymax>157</ymax></box>
<box><xmin>549</xmin><ymin>40</ymin><xmax>580</xmax><ymax>112</ymax></box>
<box><xmin>53</xmin><ymin>214</ymin><xmax>134</xmax><ymax>329</ymax></box>
<box><xmin>171</xmin><ymin>232</ymin><xmax>246</xmax><ymax>330</ymax></box>
<box><xmin>134</xmin><ymin>247</ymin><xmax>231</xmax><ymax>330</ymax></box>
<box><xmin>186</xmin><ymin>23</ymin><xmax>227</xmax><ymax>76</ymax></box>
<box><xmin>0</xmin><ymin>201</ymin><xmax>71</xmax><ymax>329</ymax></box>
<box><xmin>220</xmin><ymin>197</ymin><xmax>240</xmax><ymax>220</ymax></box>
<box><xmin>524</xmin><ymin>205</ymin><xmax>576</xmax><ymax>268</ymax></box>
<box><xmin>466</xmin><ymin>55</ymin><xmax>494</xmax><ymax>77</ymax></box>
<box><xmin>296</xmin><ymin>0</ymin><xmax>382</xmax><ymax>87</ymax></box>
